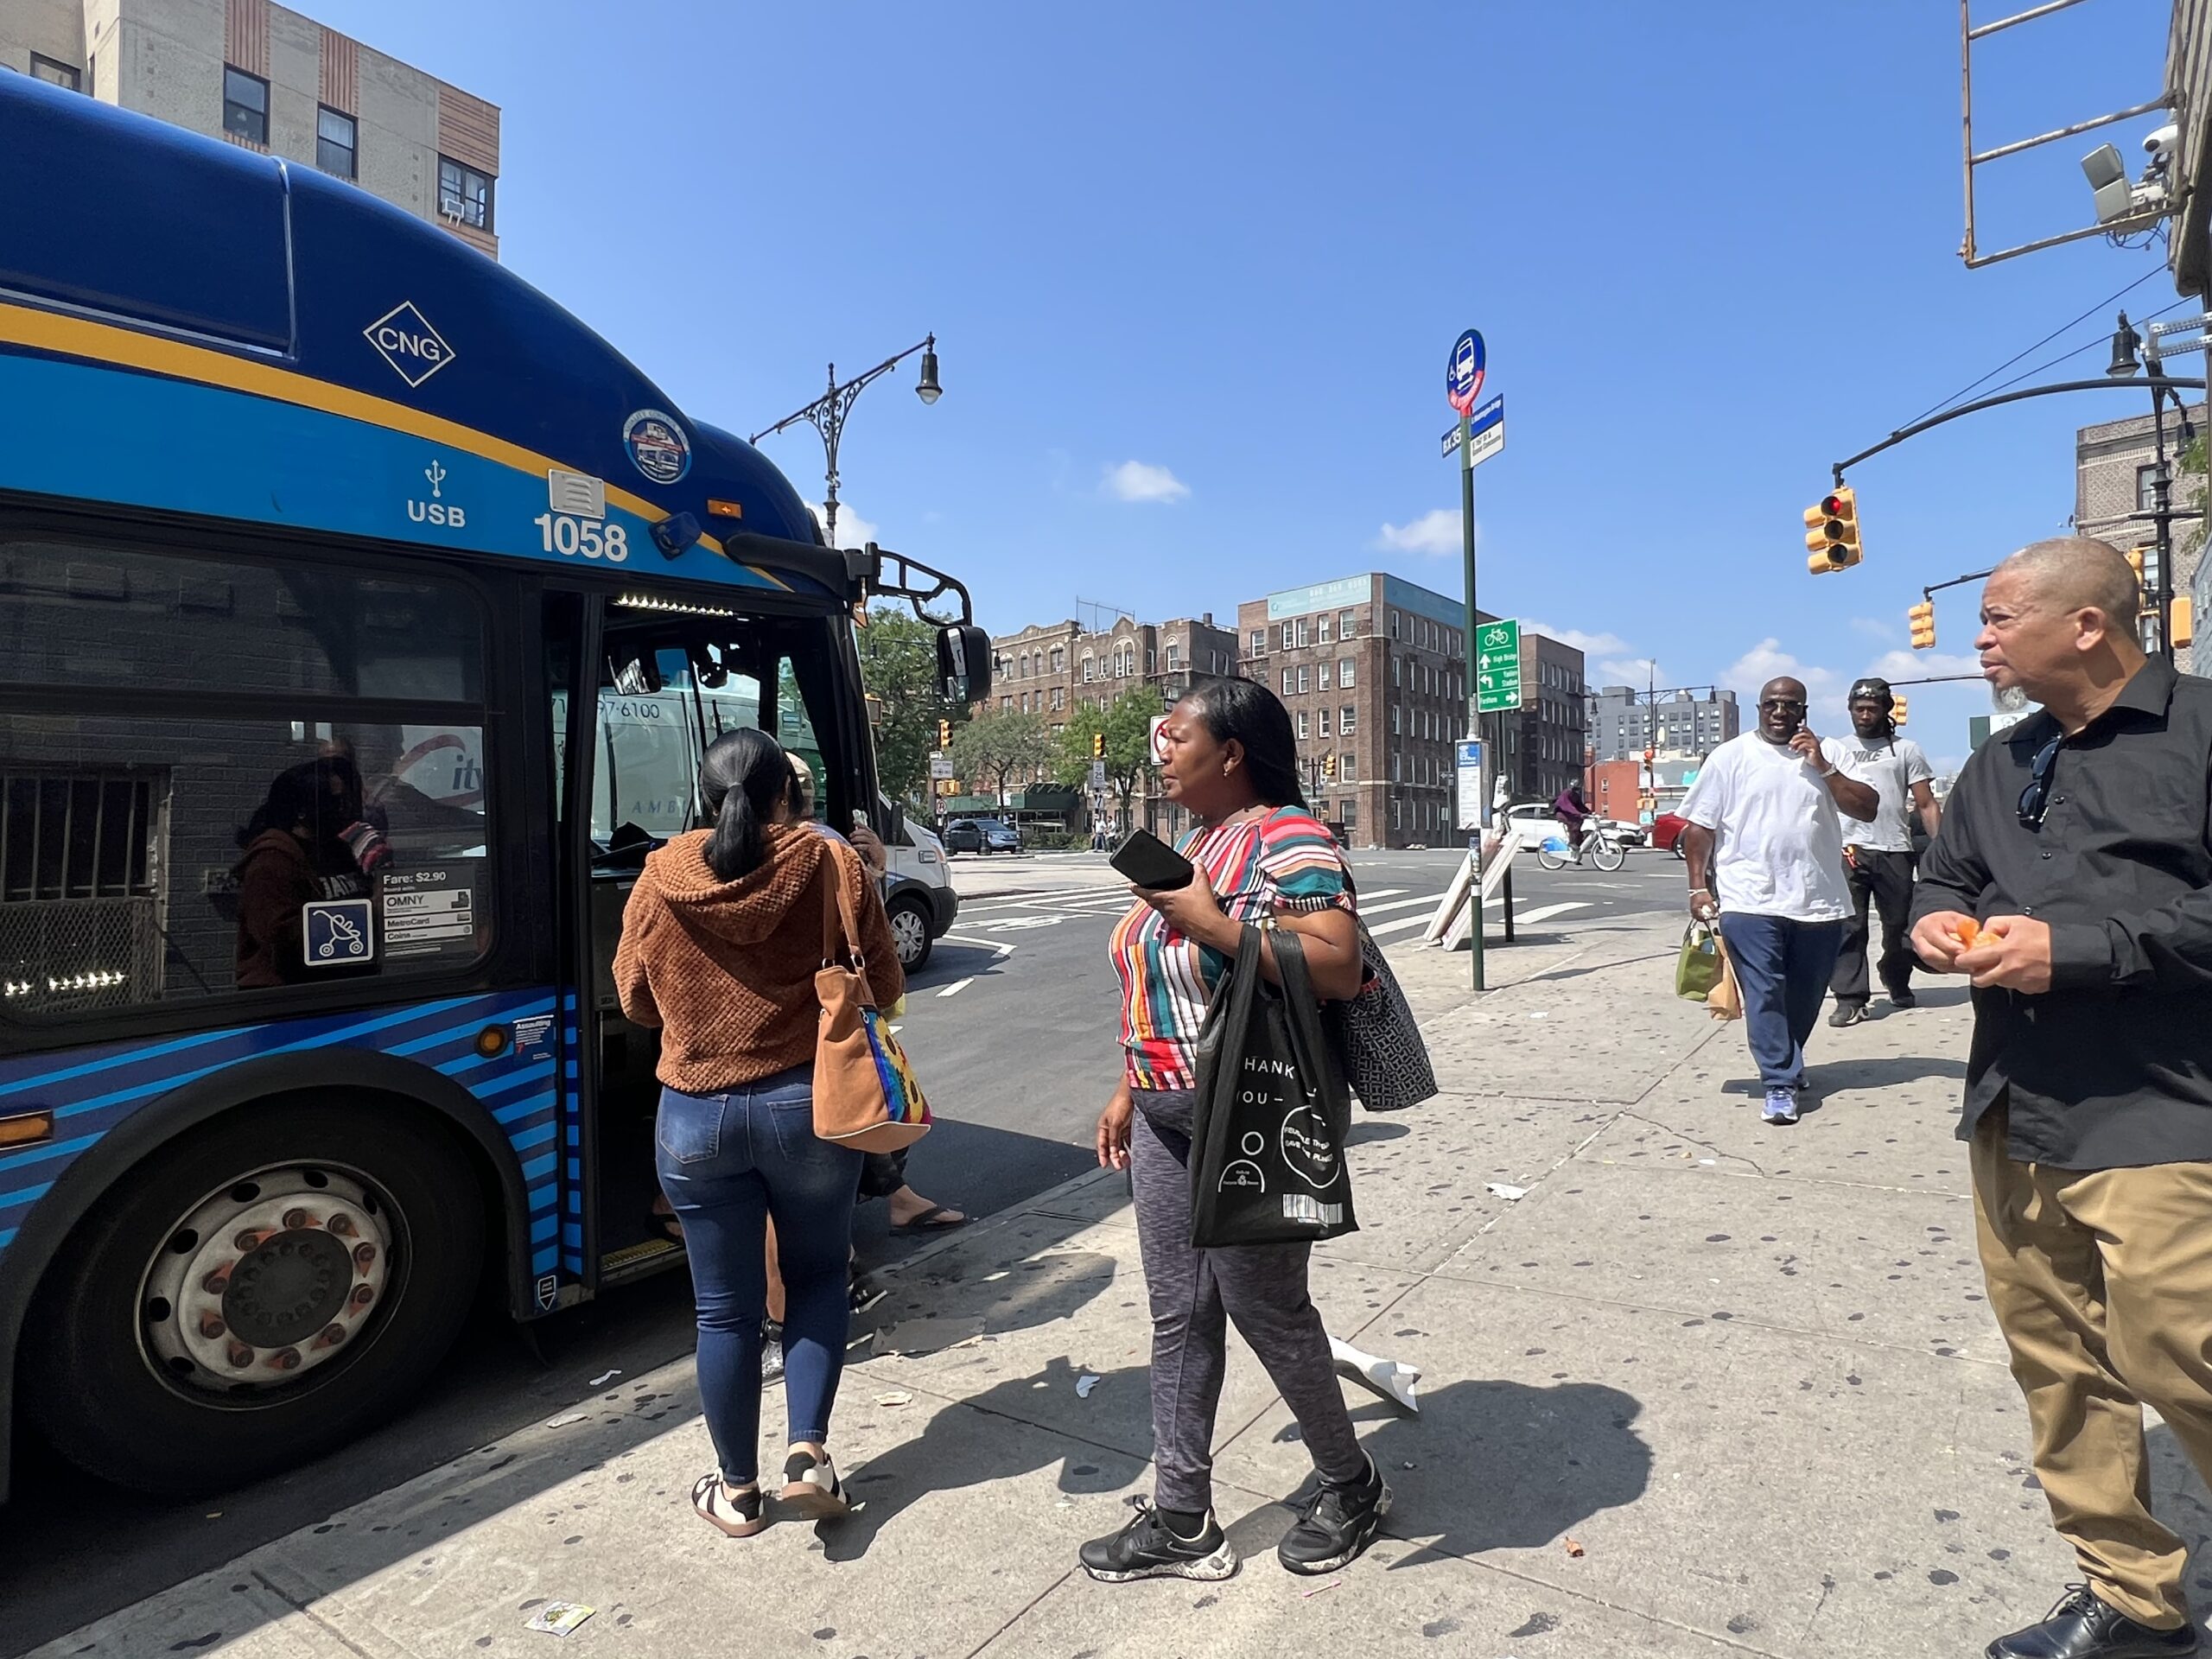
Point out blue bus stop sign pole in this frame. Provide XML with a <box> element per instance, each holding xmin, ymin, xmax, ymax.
<box><xmin>1447</xmin><ymin>328</ymin><xmax>1485</xmax><ymax>992</ymax></box>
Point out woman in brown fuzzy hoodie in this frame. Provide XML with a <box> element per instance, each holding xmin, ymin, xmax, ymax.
<box><xmin>613</xmin><ymin>727</ymin><xmax>899</xmax><ymax>1538</ymax></box>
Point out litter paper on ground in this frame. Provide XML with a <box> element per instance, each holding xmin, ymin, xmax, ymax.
<box><xmin>1485</xmin><ymin>1182</ymin><xmax>1528</xmax><ymax>1201</ymax></box>
<box><xmin>524</xmin><ymin>1601</ymin><xmax>596</xmax><ymax>1637</ymax></box>
<box><xmin>543</xmin><ymin>1412</ymin><xmax>588</xmax><ymax>1429</ymax></box>
<box><xmin>1075</xmin><ymin>1373</ymin><xmax>1101</xmax><ymax>1398</ymax></box>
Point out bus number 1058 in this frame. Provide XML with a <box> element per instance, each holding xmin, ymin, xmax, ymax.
<box><xmin>533</xmin><ymin>513</ymin><xmax>630</xmax><ymax>563</ymax></box>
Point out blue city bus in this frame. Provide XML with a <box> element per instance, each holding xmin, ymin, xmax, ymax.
<box><xmin>0</xmin><ymin>76</ymin><xmax>987</xmax><ymax>1497</ymax></box>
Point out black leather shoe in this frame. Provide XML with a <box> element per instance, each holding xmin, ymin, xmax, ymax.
<box><xmin>1986</xmin><ymin>1585</ymin><xmax>2199</xmax><ymax>1659</ymax></box>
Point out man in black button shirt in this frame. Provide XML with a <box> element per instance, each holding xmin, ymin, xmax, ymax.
<box><xmin>1909</xmin><ymin>538</ymin><xmax>2212</xmax><ymax>1659</ymax></box>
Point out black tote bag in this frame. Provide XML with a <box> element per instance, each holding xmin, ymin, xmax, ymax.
<box><xmin>1188</xmin><ymin>926</ymin><xmax>1359</xmax><ymax>1249</ymax></box>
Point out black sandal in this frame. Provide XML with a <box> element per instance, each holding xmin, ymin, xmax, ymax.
<box><xmin>890</xmin><ymin>1203</ymin><xmax>969</xmax><ymax>1236</ymax></box>
<box><xmin>652</xmin><ymin>1197</ymin><xmax>683</xmax><ymax>1243</ymax></box>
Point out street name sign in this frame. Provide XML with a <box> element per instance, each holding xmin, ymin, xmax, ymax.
<box><xmin>1440</xmin><ymin>394</ymin><xmax>1503</xmax><ymax>460</ymax></box>
<box><xmin>1475</xmin><ymin>619</ymin><xmax>1523</xmax><ymax>714</ymax></box>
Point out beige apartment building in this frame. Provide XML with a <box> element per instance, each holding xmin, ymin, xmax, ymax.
<box><xmin>2074</xmin><ymin>402</ymin><xmax>2206</xmax><ymax>667</ymax></box>
<box><xmin>2</xmin><ymin>0</ymin><xmax>500</xmax><ymax>257</ymax></box>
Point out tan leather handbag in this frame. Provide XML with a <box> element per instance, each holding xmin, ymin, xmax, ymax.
<box><xmin>812</xmin><ymin>842</ymin><xmax>932</xmax><ymax>1152</ymax></box>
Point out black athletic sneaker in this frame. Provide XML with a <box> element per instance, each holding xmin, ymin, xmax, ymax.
<box><xmin>1827</xmin><ymin>1001</ymin><xmax>1867</xmax><ymax>1028</ymax></box>
<box><xmin>1079</xmin><ymin>1497</ymin><xmax>1239</xmax><ymax>1583</ymax></box>
<box><xmin>1277</xmin><ymin>1457</ymin><xmax>1392</xmax><ymax>1576</ymax></box>
<box><xmin>760</xmin><ymin>1321</ymin><xmax>785</xmax><ymax>1386</ymax></box>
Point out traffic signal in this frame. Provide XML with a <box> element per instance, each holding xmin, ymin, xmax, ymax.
<box><xmin>1908</xmin><ymin>600</ymin><xmax>1936</xmax><ymax>650</ymax></box>
<box><xmin>1323</xmin><ymin>753</ymin><xmax>1338</xmax><ymax>779</ymax></box>
<box><xmin>2126</xmin><ymin>546</ymin><xmax>2148</xmax><ymax>589</ymax></box>
<box><xmin>1891</xmin><ymin>696</ymin><xmax>1909</xmax><ymax>728</ymax></box>
<box><xmin>1091</xmin><ymin>730</ymin><xmax>1105</xmax><ymax>760</ymax></box>
<box><xmin>1804</xmin><ymin>486</ymin><xmax>1862</xmax><ymax>575</ymax></box>
<box><xmin>938</xmin><ymin>718</ymin><xmax>952</xmax><ymax>751</ymax></box>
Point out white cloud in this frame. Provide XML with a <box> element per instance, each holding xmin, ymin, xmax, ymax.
<box><xmin>1103</xmin><ymin>460</ymin><xmax>1191</xmax><ymax>504</ymax></box>
<box><xmin>1599</xmin><ymin>657</ymin><xmax>1657</xmax><ymax>683</ymax></box>
<box><xmin>1373</xmin><ymin>509</ymin><xmax>1464</xmax><ymax>556</ymax></box>
<box><xmin>1863</xmin><ymin>648</ymin><xmax>1985</xmax><ymax>683</ymax></box>
<box><xmin>1522</xmin><ymin>620</ymin><xmax>1636</xmax><ymax>658</ymax></box>
<box><xmin>808</xmin><ymin>500</ymin><xmax>881</xmax><ymax>549</ymax></box>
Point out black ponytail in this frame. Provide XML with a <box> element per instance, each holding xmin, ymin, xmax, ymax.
<box><xmin>699</xmin><ymin>728</ymin><xmax>797</xmax><ymax>880</ymax></box>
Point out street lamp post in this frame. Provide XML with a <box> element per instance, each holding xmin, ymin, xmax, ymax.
<box><xmin>750</xmin><ymin>335</ymin><xmax>941</xmax><ymax>548</ymax></box>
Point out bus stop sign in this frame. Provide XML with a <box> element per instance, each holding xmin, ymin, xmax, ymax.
<box><xmin>1446</xmin><ymin>329</ymin><xmax>1486</xmax><ymax>416</ymax></box>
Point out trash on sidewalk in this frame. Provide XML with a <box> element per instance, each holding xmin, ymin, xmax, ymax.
<box><xmin>524</xmin><ymin>1601</ymin><xmax>596</xmax><ymax>1637</ymax></box>
<box><xmin>874</xmin><ymin>1390</ymin><xmax>915</xmax><ymax>1408</ymax></box>
<box><xmin>1076</xmin><ymin>1373</ymin><xmax>1101</xmax><ymax>1398</ymax></box>
<box><xmin>873</xmin><ymin>1315</ymin><xmax>987</xmax><ymax>1357</ymax></box>
<box><xmin>543</xmin><ymin>1412</ymin><xmax>589</xmax><ymax>1429</ymax></box>
<box><xmin>588</xmin><ymin>1369</ymin><xmax>621</xmax><ymax>1388</ymax></box>
<box><xmin>1300</xmin><ymin>1578</ymin><xmax>1342</xmax><ymax>1599</ymax></box>
<box><xmin>1485</xmin><ymin>1182</ymin><xmax>1528</xmax><ymax>1201</ymax></box>
<box><xmin>1330</xmin><ymin>1338</ymin><xmax>1421</xmax><ymax>1414</ymax></box>
<box><xmin>1563</xmin><ymin>1535</ymin><xmax>1586</xmax><ymax>1558</ymax></box>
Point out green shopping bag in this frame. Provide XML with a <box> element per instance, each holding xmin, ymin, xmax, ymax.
<box><xmin>1675</xmin><ymin>922</ymin><xmax>1722</xmax><ymax>1002</ymax></box>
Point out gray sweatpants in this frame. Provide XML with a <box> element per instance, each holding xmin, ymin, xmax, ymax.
<box><xmin>1130</xmin><ymin>1088</ymin><xmax>1367</xmax><ymax>1513</ymax></box>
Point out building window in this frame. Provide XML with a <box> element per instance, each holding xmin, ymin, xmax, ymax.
<box><xmin>223</xmin><ymin>66</ymin><xmax>268</xmax><ymax>143</ymax></box>
<box><xmin>1391</xmin><ymin>798</ymin><xmax>1402</xmax><ymax>830</ymax></box>
<box><xmin>1318</xmin><ymin>709</ymin><xmax>1331</xmax><ymax>738</ymax></box>
<box><xmin>1341</xmin><ymin>753</ymin><xmax>1357</xmax><ymax>783</ymax></box>
<box><xmin>31</xmin><ymin>54</ymin><xmax>80</xmax><ymax>92</ymax></box>
<box><xmin>1389</xmin><ymin>611</ymin><xmax>1401</xmax><ymax>640</ymax></box>
<box><xmin>1249</xmin><ymin>628</ymin><xmax>1265</xmax><ymax>656</ymax></box>
<box><xmin>1165</xmin><ymin>642</ymin><xmax>1181</xmax><ymax>670</ymax></box>
<box><xmin>1283</xmin><ymin>668</ymin><xmax>1294</xmax><ymax>696</ymax></box>
<box><xmin>439</xmin><ymin>156</ymin><xmax>495</xmax><ymax>231</ymax></box>
<box><xmin>1281</xmin><ymin>622</ymin><xmax>1295</xmax><ymax>651</ymax></box>
<box><xmin>1298</xmin><ymin>666</ymin><xmax>1310</xmax><ymax>695</ymax></box>
<box><xmin>1052</xmin><ymin>687</ymin><xmax>1065</xmax><ymax>711</ymax></box>
<box><xmin>1391</xmin><ymin>706</ymin><xmax>1402</xmax><ymax>736</ymax></box>
<box><xmin>1082</xmin><ymin>655</ymin><xmax>1095</xmax><ymax>683</ymax></box>
<box><xmin>1051</xmin><ymin>646</ymin><xmax>1065</xmax><ymax>672</ymax></box>
<box><xmin>1295</xmin><ymin>618</ymin><xmax>1310</xmax><ymax>648</ymax></box>
<box><xmin>1317</xmin><ymin>662</ymin><xmax>1332</xmax><ymax>690</ymax></box>
<box><xmin>316</xmin><ymin>106</ymin><xmax>358</xmax><ymax>179</ymax></box>
<box><xmin>2139</xmin><ymin>465</ymin><xmax>2162</xmax><ymax>512</ymax></box>
<box><xmin>1392</xmin><ymin>657</ymin><xmax>1402</xmax><ymax>688</ymax></box>
<box><xmin>1391</xmin><ymin>752</ymin><xmax>1402</xmax><ymax>782</ymax></box>
<box><xmin>1340</xmin><ymin>705</ymin><xmax>1356</xmax><ymax>735</ymax></box>
<box><xmin>1340</xmin><ymin>608</ymin><xmax>1357</xmax><ymax>639</ymax></box>
<box><xmin>1338</xmin><ymin>658</ymin><xmax>1354</xmax><ymax>688</ymax></box>
<box><xmin>1298</xmin><ymin>711</ymin><xmax>1310</xmax><ymax>740</ymax></box>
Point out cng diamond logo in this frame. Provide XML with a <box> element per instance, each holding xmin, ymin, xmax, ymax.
<box><xmin>363</xmin><ymin>302</ymin><xmax>456</xmax><ymax>389</ymax></box>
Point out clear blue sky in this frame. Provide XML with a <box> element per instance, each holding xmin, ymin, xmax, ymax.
<box><xmin>320</xmin><ymin>0</ymin><xmax>2179</xmax><ymax>766</ymax></box>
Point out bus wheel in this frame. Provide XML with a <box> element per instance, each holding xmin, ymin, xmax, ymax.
<box><xmin>23</xmin><ymin>1098</ymin><xmax>483</xmax><ymax>1496</ymax></box>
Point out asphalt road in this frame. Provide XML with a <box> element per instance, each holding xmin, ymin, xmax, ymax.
<box><xmin>0</xmin><ymin>845</ymin><xmax>1686</xmax><ymax>1653</ymax></box>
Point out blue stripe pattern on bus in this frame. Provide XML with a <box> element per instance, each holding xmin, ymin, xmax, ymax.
<box><xmin>0</xmin><ymin>988</ymin><xmax>563</xmax><ymax>1280</ymax></box>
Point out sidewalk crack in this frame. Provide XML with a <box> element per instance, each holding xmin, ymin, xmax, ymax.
<box><xmin>1611</xmin><ymin>1109</ymin><xmax>1771</xmax><ymax>1179</ymax></box>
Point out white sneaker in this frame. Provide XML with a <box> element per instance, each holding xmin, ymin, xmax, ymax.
<box><xmin>1762</xmin><ymin>1088</ymin><xmax>1800</xmax><ymax>1125</ymax></box>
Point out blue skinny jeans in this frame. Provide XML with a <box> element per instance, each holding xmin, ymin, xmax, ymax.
<box><xmin>655</xmin><ymin>1066</ymin><xmax>861</xmax><ymax>1483</ymax></box>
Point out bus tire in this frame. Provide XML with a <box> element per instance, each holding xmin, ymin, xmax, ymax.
<box><xmin>887</xmin><ymin>893</ymin><xmax>935</xmax><ymax>971</ymax></box>
<box><xmin>22</xmin><ymin>1095</ymin><xmax>485</xmax><ymax>1497</ymax></box>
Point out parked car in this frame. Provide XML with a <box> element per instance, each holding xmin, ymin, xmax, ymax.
<box><xmin>1605</xmin><ymin>818</ymin><xmax>1648</xmax><ymax>848</ymax></box>
<box><xmin>879</xmin><ymin>799</ymin><xmax>957</xmax><ymax>969</ymax></box>
<box><xmin>1651</xmin><ymin>811</ymin><xmax>1689</xmax><ymax>858</ymax></box>
<box><xmin>944</xmin><ymin>816</ymin><xmax>1021</xmax><ymax>855</ymax></box>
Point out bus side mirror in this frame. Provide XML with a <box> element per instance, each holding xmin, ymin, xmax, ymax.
<box><xmin>938</xmin><ymin>624</ymin><xmax>990</xmax><ymax>702</ymax></box>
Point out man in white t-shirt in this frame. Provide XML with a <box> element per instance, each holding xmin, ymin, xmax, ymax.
<box><xmin>1821</xmin><ymin>677</ymin><xmax>1941</xmax><ymax>1027</ymax></box>
<box><xmin>1681</xmin><ymin>677</ymin><xmax>1878</xmax><ymax>1123</ymax></box>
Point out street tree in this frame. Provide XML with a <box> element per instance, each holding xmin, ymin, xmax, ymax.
<box><xmin>855</xmin><ymin>607</ymin><xmax>967</xmax><ymax>804</ymax></box>
<box><xmin>1055</xmin><ymin>686</ymin><xmax>1160</xmax><ymax>827</ymax></box>
<box><xmin>951</xmin><ymin>711</ymin><xmax>1054</xmax><ymax>804</ymax></box>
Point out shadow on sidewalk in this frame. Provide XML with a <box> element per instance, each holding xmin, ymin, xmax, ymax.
<box><xmin>1269</xmin><ymin>1379</ymin><xmax>1652</xmax><ymax>1568</ymax></box>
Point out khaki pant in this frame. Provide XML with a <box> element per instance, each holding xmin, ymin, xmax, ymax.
<box><xmin>1973</xmin><ymin>1112</ymin><xmax>2212</xmax><ymax>1627</ymax></box>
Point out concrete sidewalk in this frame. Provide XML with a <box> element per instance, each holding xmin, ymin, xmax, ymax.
<box><xmin>36</xmin><ymin>914</ymin><xmax>2212</xmax><ymax>1658</ymax></box>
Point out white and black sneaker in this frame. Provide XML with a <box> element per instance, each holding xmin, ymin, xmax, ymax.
<box><xmin>1277</xmin><ymin>1457</ymin><xmax>1392</xmax><ymax>1575</ymax></box>
<box><xmin>1079</xmin><ymin>1497</ymin><xmax>1239</xmax><ymax>1583</ymax></box>
<box><xmin>777</xmin><ymin>1448</ymin><xmax>850</xmax><ymax>1522</ymax></box>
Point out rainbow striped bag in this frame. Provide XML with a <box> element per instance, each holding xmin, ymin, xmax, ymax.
<box><xmin>813</xmin><ymin>844</ymin><xmax>932</xmax><ymax>1152</ymax></box>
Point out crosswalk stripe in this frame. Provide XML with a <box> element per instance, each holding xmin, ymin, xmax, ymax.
<box><xmin>1513</xmin><ymin>900</ymin><xmax>1592</xmax><ymax>925</ymax></box>
<box><xmin>1359</xmin><ymin>893</ymin><xmax>1447</xmax><ymax>917</ymax></box>
<box><xmin>1366</xmin><ymin>913</ymin><xmax>1434</xmax><ymax>938</ymax></box>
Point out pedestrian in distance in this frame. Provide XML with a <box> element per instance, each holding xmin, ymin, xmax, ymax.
<box><xmin>613</xmin><ymin>728</ymin><xmax>903</xmax><ymax>1539</ymax></box>
<box><xmin>1089</xmin><ymin>676</ymin><xmax>1390</xmax><ymax>1584</ymax></box>
<box><xmin>1681</xmin><ymin>677</ymin><xmax>1878</xmax><ymax>1123</ymax></box>
<box><xmin>1910</xmin><ymin>539</ymin><xmax>2212</xmax><ymax>1659</ymax></box>
<box><xmin>1824</xmin><ymin>677</ymin><xmax>1941</xmax><ymax>1027</ymax></box>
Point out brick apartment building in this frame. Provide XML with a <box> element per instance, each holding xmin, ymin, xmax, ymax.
<box><xmin>2074</xmin><ymin>403</ymin><xmax>2207</xmax><ymax>671</ymax></box>
<box><xmin>3</xmin><ymin>0</ymin><xmax>501</xmax><ymax>257</ymax></box>
<box><xmin>985</xmin><ymin>612</ymin><xmax>1239</xmax><ymax>832</ymax></box>
<box><xmin>1238</xmin><ymin>573</ymin><xmax>1586</xmax><ymax>849</ymax></box>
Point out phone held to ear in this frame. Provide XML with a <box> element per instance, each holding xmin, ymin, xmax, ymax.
<box><xmin>1109</xmin><ymin>827</ymin><xmax>1196</xmax><ymax>891</ymax></box>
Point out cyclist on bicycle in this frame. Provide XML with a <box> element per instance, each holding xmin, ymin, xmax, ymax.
<box><xmin>1553</xmin><ymin>781</ymin><xmax>1592</xmax><ymax>860</ymax></box>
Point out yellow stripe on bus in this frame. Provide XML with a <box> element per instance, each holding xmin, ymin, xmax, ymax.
<box><xmin>0</xmin><ymin>300</ymin><xmax>791</xmax><ymax>589</ymax></box>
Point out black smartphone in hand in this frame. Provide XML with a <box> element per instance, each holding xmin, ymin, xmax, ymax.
<box><xmin>1109</xmin><ymin>827</ymin><xmax>1195</xmax><ymax>890</ymax></box>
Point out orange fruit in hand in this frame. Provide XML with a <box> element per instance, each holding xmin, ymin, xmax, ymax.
<box><xmin>1954</xmin><ymin>918</ymin><xmax>1980</xmax><ymax>950</ymax></box>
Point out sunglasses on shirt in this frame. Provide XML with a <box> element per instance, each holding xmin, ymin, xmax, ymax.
<box><xmin>2018</xmin><ymin>734</ymin><xmax>2061</xmax><ymax>830</ymax></box>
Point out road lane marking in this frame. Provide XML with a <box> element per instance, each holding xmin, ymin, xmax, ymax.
<box><xmin>1513</xmin><ymin>901</ymin><xmax>1592</xmax><ymax>925</ymax></box>
<box><xmin>938</xmin><ymin>977</ymin><xmax>974</xmax><ymax>997</ymax></box>
<box><xmin>1367</xmin><ymin>914</ymin><xmax>1435</xmax><ymax>938</ymax></box>
<box><xmin>944</xmin><ymin>935</ymin><xmax>1018</xmax><ymax>958</ymax></box>
<box><xmin>1358</xmin><ymin>892</ymin><xmax>1446</xmax><ymax>917</ymax></box>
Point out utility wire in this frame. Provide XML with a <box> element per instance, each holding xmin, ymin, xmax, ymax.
<box><xmin>1904</xmin><ymin>264</ymin><xmax>2170</xmax><ymax>429</ymax></box>
<box><xmin>1975</xmin><ymin>295</ymin><xmax>2196</xmax><ymax>401</ymax></box>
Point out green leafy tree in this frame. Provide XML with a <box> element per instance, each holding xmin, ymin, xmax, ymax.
<box><xmin>950</xmin><ymin>712</ymin><xmax>1054</xmax><ymax>804</ymax></box>
<box><xmin>854</xmin><ymin>607</ymin><xmax>967</xmax><ymax>804</ymax></box>
<box><xmin>1055</xmin><ymin>687</ymin><xmax>1160</xmax><ymax>825</ymax></box>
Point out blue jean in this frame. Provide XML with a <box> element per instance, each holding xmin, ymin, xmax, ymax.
<box><xmin>1716</xmin><ymin>913</ymin><xmax>1847</xmax><ymax>1092</ymax></box>
<box><xmin>655</xmin><ymin>1066</ymin><xmax>861</xmax><ymax>1482</ymax></box>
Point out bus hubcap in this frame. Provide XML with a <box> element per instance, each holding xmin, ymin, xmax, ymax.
<box><xmin>142</xmin><ymin>1167</ymin><xmax>393</xmax><ymax>1395</ymax></box>
<box><xmin>892</xmin><ymin>910</ymin><xmax>926</xmax><ymax>961</ymax></box>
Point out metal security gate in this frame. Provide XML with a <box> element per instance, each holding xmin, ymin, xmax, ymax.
<box><xmin>0</xmin><ymin>769</ymin><xmax>165</xmax><ymax>1011</ymax></box>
